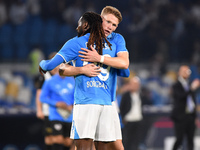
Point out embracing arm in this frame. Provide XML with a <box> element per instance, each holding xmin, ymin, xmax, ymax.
<box><xmin>59</xmin><ymin>63</ymin><xmax>101</xmax><ymax>77</ymax></box>
<box><xmin>59</xmin><ymin>63</ymin><xmax>130</xmax><ymax>78</ymax></box>
<box><xmin>79</xmin><ymin>45</ymin><xmax>129</xmax><ymax>69</ymax></box>
<box><xmin>39</xmin><ymin>54</ymin><xmax>65</xmax><ymax>75</ymax></box>
<box><xmin>103</xmin><ymin>51</ymin><xmax>129</xmax><ymax>69</ymax></box>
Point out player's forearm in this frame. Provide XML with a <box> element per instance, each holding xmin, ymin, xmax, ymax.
<box><xmin>59</xmin><ymin>65</ymin><xmax>83</xmax><ymax>76</ymax></box>
<box><xmin>103</xmin><ymin>56</ymin><xmax>129</xmax><ymax>69</ymax></box>
<box><xmin>35</xmin><ymin>89</ymin><xmax>43</xmax><ymax>112</ymax></box>
<box><xmin>39</xmin><ymin>54</ymin><xmax>64</xmax><ymax>71</ymax></box>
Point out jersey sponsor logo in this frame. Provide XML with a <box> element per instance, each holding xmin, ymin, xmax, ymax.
<box><xmin>54</xmin><ymin>123</ymin><xmax>62</xmax><ymax>131</ymax></box>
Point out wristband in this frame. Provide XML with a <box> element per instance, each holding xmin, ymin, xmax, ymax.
<box><xmin>100</xmin><ymin>56</ymin><xmax>104</xmax><ymax>63</ymax></box>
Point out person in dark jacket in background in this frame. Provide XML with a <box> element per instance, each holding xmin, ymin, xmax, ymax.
<box><xmin>170</xmin><ymin>65</ymin><xmax>200</xmax><ymax>150</ymax></box>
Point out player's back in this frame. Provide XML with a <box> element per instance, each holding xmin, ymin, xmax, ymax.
<box><xmin>58</xmin><ymin>33</ymin><xmax>118</xmax><ymax>106</ymax></box>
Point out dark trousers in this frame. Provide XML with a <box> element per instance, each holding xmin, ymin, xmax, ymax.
<box><xmin>172</xmin><ymin>115</ymin><xmax>196</xmax><ymax>150</ymax></box>
<box><xmin>122</xmin><ymin>120</ymin><xmax>142</xmax><ymax>150</ymax></box>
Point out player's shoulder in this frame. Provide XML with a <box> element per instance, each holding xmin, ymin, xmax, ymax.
<box><xmin>69</xmin><ymin>34</ymin><xmax>89</xmax><ymax>43</ymax></box>
<box><xmin>79</xmin><ymin>33</ymin><xmax>90</xmax><ymax>41</ymax></box>
<box><xmin>110</xmin><ymin>32</ymin><xmax>125</xmax><ymax>41</ymax></box>
<box><xmin>66</xmin><ymin>36</ymin><xmax>79</xmax><ymax>44</ymax></box>
<box><xmin>62</xmin><ymin>36</ymin><xmax>81</xmax><ymax>49</ymax></box>
<box><xmin>113</xmin><ymin>32</ymin><xmax>123</xmax><ymax>37</ymax></box>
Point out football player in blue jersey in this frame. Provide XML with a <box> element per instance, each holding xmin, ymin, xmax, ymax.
<box><xmin>40</xmin><ymin>65</ymin><xmax>75</xmax><ymax>150</ymax></box>
<box><xmin>59</xmin><ymin>6</ymin><xmax>129</xmax><ymax>150</ymax></box>
<box><xmin>34</xmin><ymin>52</ymin><xmax>57</xmax><ymax>150</ymax></box>
<box><xmin>39</xmin><ymin>10</ymin><xmax>129</xmax><ymax>150</ymax></box>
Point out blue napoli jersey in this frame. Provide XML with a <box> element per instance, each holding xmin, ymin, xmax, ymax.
<box><xmin>107</xmin><ymin>32</ymin><xmax>128</xmax><ymax>102</ymax></box>
<box><xmin>40</xmin><ymin>74</ymin><xmax>75</xmax><ymax>122</ymax></box>
<box><xmin>57</xmin><ymin>32</ymin><xmax>128</xmax><ymax>105</ymax></box>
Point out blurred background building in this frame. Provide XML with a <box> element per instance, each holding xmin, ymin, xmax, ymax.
<box><xmin>0</xmin><ymin>0</ymin><xmax>200</xmax><ymax>150</ymax></box>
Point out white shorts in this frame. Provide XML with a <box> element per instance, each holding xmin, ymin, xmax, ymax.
<box><xmin>112</xmin><ymin>102</ymin><xmax>122</xmax><ymax>140</ymax></box>
<box><xmin>70</xmin><ymin>104</ymin><xmax>117</xmax><ymax>142</ymax></box>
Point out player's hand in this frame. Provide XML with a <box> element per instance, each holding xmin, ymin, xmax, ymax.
<box><xmin>39</xmin><ymin>66</ymin><xmax>47</xmax><ymax>75</ymax></box>
<box><xmin>36</xmin><ymin>110</ymin><xmax>45</xmax><ymax>120</ymax></box>
<box><xmin>56</xmin><ymin>102</ymin><xmax>72</xmax><ymax>112</ymax></box>
<box><xmin>81</xmin><ymin>64</ymin><xmax>101</xmax><ymax>77</ymax></box>
<box><xmin>79</xmin><ymin>45</ymin><xmax>101</xmax><ymax>63</ymax></box>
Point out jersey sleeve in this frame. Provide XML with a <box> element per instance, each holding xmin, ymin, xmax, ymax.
<box><xmin>114</xmin><ymin>34</ymin><xmax>130</xmax><ymax>77</ymax></box>
<box><xmin>115</xmin><ymin>34</ymin><xmax>128</xmax><ymax>54</ymax></box>
<box><xmin>117</xmin><ymin>68</ymin><xmax>130</xmax><ymax>78</ymax></box>
<box><xmin>57</xmin><ymin>38</ymin><xmax>79</xmax><ymax>63</ymax></box>
<box><xmin>40</xmin><ymin>80</ymin><xmax>57</xmax><ymax>106</ymax></box>
<box><xmin>39</xmin><ymin>54</ymin><xmax>64</xmax><ymax>71</ymax></box>
<box><xmin>39</xmin><ymin>38</ymin><xmax>79</xmax><ymax>71</ymax></box>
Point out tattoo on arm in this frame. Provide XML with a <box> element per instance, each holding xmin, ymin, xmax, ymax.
<box><xmin>59</xmin><ymin>68</ymin><xmax>64</xmax><ymax>75</ymax></box>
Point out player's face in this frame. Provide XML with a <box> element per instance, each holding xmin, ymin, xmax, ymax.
<box><xmin>76</xmin><ymin>17</ymin><xmax>84</xmax><ymax>37</ymax></box>
<box><xmin>102</xmin><ymin>14</ymin><xmax>119</xmax><ymax>37</ymax></box>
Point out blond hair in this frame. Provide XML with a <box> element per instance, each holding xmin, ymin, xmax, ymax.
<box><xmin>101</xmin><ymin>6</ymin><xmax>122</xmax><ymax>23</ymax></box>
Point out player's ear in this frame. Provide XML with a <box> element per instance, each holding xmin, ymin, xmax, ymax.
<box><xmin>83</xmin><ymin>22</ymin><xmax>90</xmax><ymax>31</ymax></box>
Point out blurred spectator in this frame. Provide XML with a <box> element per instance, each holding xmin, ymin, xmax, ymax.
<box><xmin>190</xmin><ymin>1</ymin><xmax>200</xmax><ymax>22</ymax></box>
<box><xmin>62</xmin><ymin>0</ymin><xmax>83</xmax><ymax>26</ymax></box>
<box><xmin>40</xmin><ymin>0</ymin><xmax>57</xmax><ymax>20</ymax></box>
<box><xmin>0</xmin><ymin>0</ymin><xmax>7</xmax><ymax>27</ymax></box>
<box><xmin>8</xmin><ymin>0</ymin><xmax>28</xmax><ymax>25</ymax></box>
<box><xmin>29</xmin><ymin>46</ymin><xmax>45</xmax><ymax>77</ymax></box>
<box><xmin>40</xmin><ymin>65</ymin><xmax>75</xmax><ymax>150</ymax></box>
<box><xmin>170</xmin><ymin>65</ymin><xmax>200</xmax><ymax>150</ymax></box>
<box><xmin>55</xmin><ymin>0</ymin><xmax>67</xmax><ymax>23</ymax></box>
<box><xmin>85</xmin><ymin>1</ymin><xmax>96</xmax><ymax>12</ymax></box>
<box><xmin>120</xmin><ymin>76</ymin><xmax>143</xmax><ymax>150</ymax></box>
<box><xmin>149</xmin><ymin>52</ymin><xmax>167</xmax><ymax>78</ymax></box>
<box><xmin>26</xmin><ymin>0</ymin><xmax>41</xmax><ymax>16</ymax></box>
<box><xmin>34</xmin><ymin>52</ymin><xmax>57</xmax><ymax>150</ymax></box>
